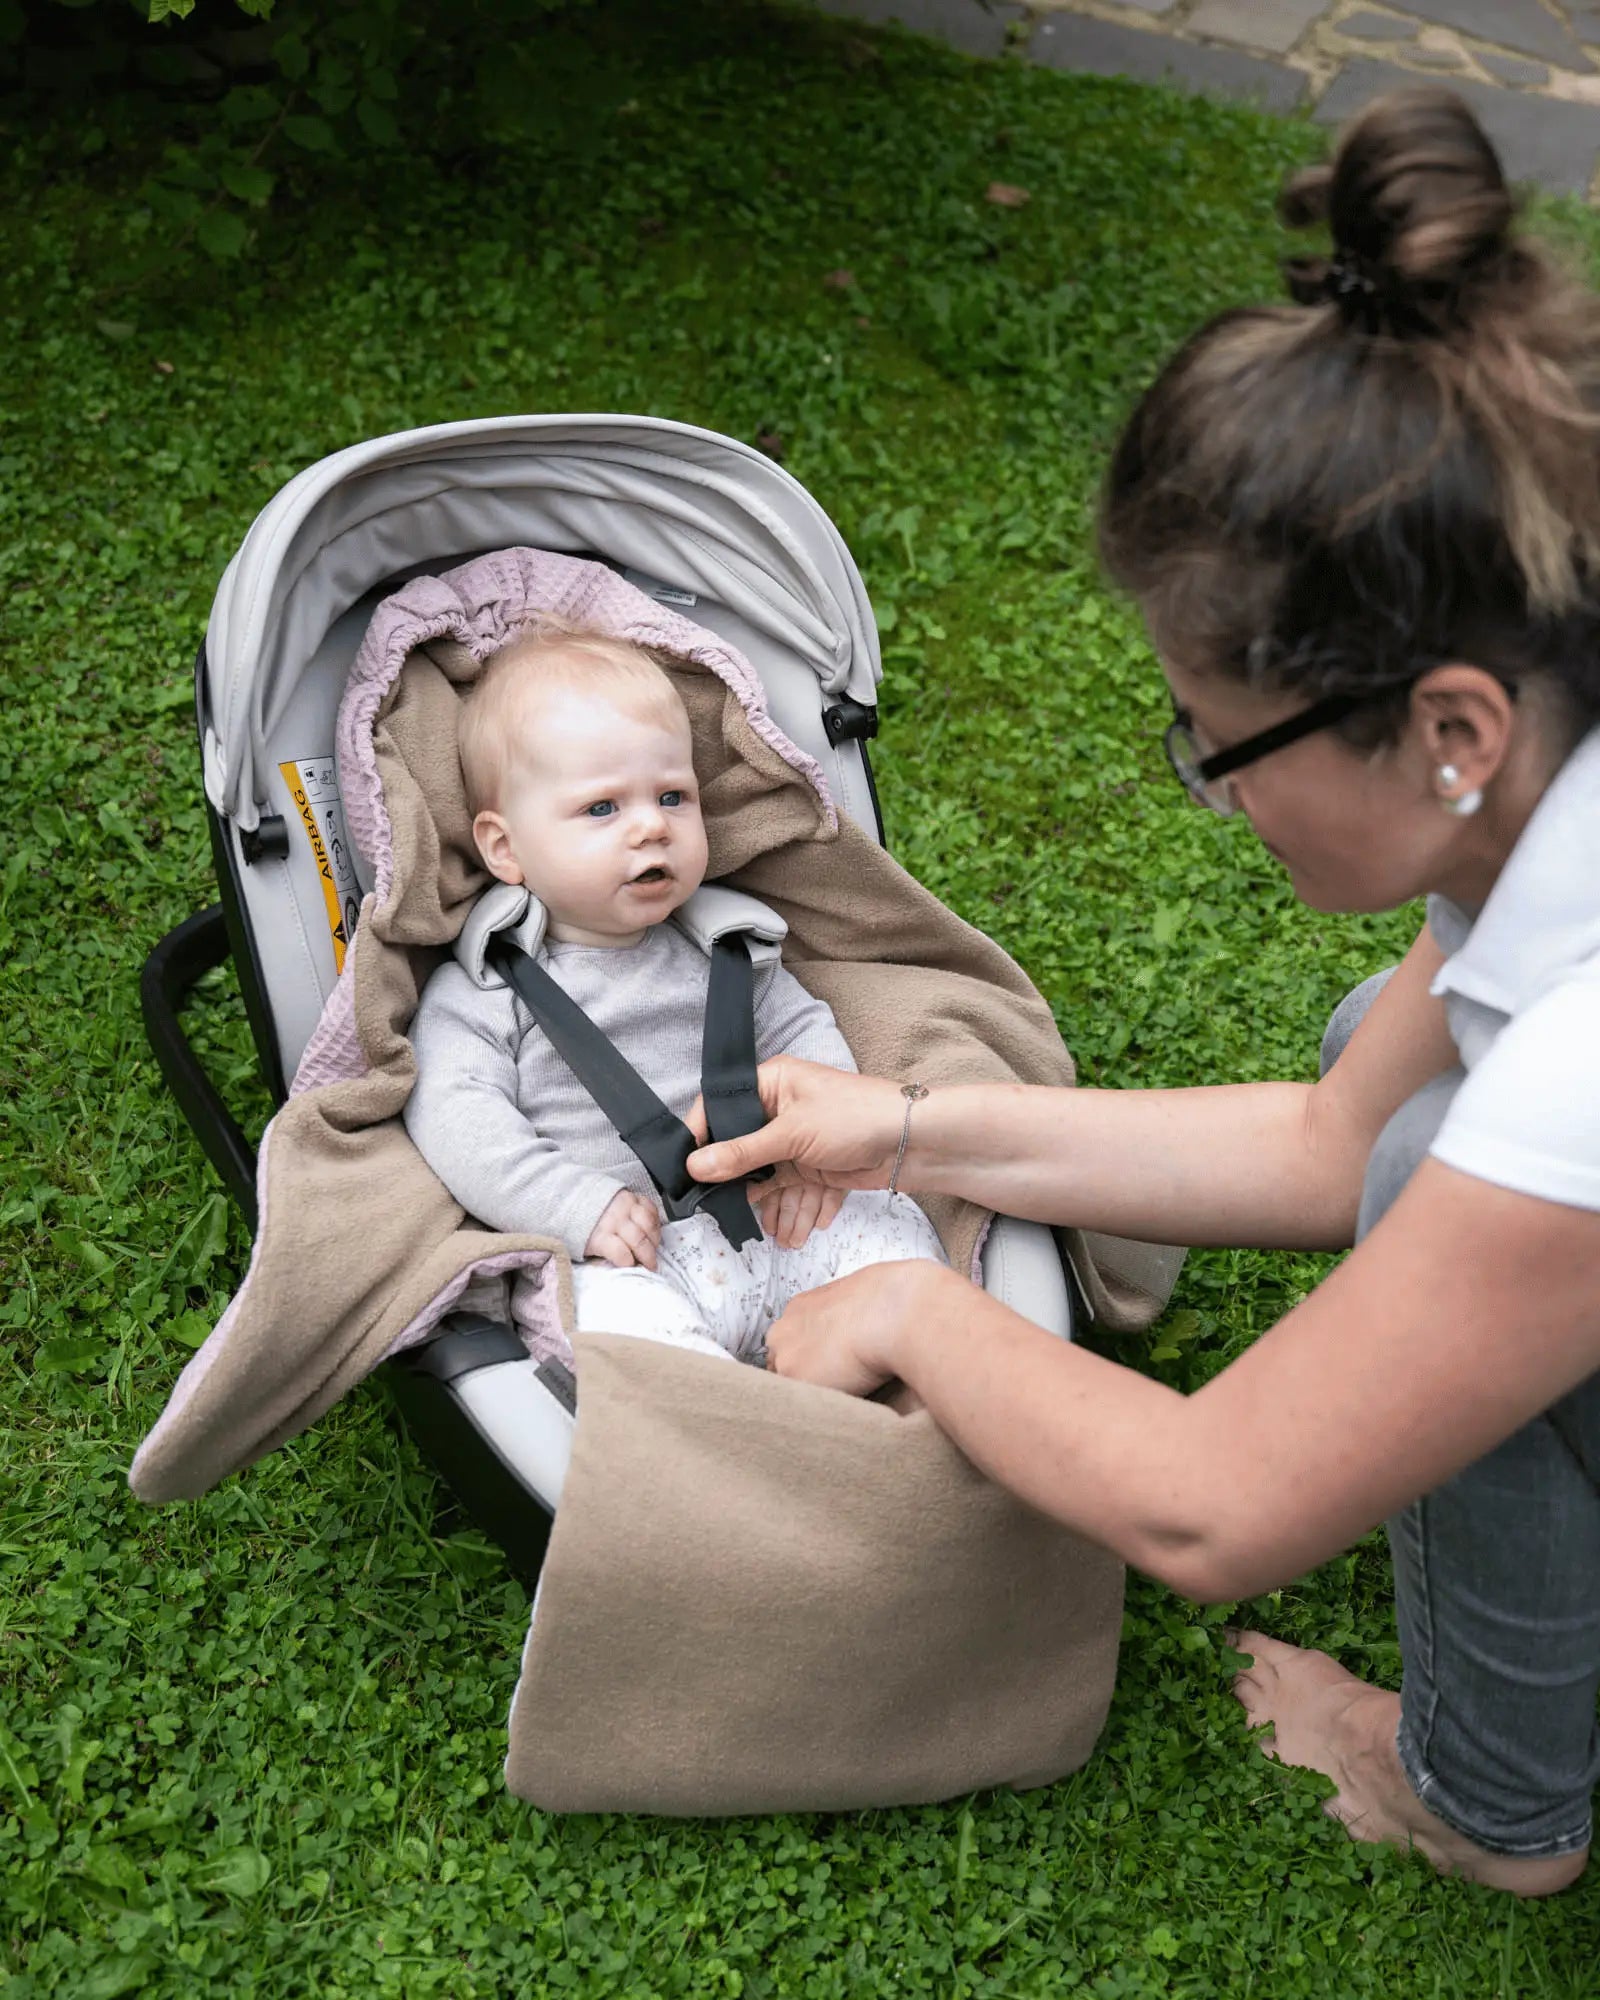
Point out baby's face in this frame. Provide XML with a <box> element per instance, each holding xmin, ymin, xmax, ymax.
<box><xmin>473</xmin><ymin>686</ymin><xmax>709</xmax><ymax>945</ymax></box>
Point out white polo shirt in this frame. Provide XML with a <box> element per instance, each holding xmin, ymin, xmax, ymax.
<box><xmin>1427</xmin><ymin>726</ymin><xmax>1600</xmax><ymax>1212</ymax></box>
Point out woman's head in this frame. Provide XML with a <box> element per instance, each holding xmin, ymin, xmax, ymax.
<box><xmin>1099</xmin><ymin>87</ymin><xmax>1600</xmax><ymax>909</ymax></box>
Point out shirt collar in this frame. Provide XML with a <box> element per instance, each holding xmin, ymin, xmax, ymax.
<box><xmin>1430</xmin><ymin>726</ymin><xmax>1600</xmax><ymax>1017</ymax></box>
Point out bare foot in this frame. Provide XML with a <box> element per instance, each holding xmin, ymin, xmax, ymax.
<box><xmin>1229</xmin><ymin>1630</ymin><xmax>1588</xmax><ymax>1898</ymax></box>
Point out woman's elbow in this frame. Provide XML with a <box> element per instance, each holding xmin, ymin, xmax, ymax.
<box><xmin>1132</xmin><ymin>1522</ymin><xmax>1285</xmax><ymax>1607</ymax></box>
<box><xmin>1142</xmin><ymin>1545</ymin><xmax>1242</xmax><ymax>1606</ymax></box>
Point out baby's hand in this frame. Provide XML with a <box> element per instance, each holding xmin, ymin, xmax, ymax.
<box><xmin>585</xmin><ymin>1190</ymin><xmax>662</xmax><ymax>1270</ymax></box>
<box><xmin>758</xmin><ymin>1181</ymin><xmax>845</xmax><ymax>1251</ymax></box>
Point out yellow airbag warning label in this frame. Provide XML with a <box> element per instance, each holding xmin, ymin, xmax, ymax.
<box><xmin>279</xmin><ymin>757</ymin><xmax>361</xmax><ymax>976</ymax></box>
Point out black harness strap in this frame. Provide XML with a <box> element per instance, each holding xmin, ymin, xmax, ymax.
<box><xmin>700</xmin><ymin>935</ymin><xmax>768</xmax><ymax>1152</ymax></box>
<box><xmin>486</xmin><ymin>933</ymin><xmax>765</xmax><ymax>1251</ymax></box>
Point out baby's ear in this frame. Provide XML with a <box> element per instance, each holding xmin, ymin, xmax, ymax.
<box><xmin>472</xmin><ymin>810</ymin><xmax>525</xmax><ymax>885</ymax></box>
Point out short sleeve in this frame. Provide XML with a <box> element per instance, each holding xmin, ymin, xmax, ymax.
<box><xmin>1430</xmin><ymin>977</ymin><xmax>1600</xmax><ymax>1211</ymax></box>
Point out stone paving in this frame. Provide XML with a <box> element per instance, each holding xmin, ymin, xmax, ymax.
<box><xmin>808</xmin><ymin>0</ymin><xmax>1600</xmax><ymax>195</ymax></box>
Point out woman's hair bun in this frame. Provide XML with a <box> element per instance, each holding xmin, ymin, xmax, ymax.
<box><xmin>1279</xmin><ymin>86</ymin><xmax>1517</xmax><ymax>330</ymax></box>
<box><xmin>1102</xmin><ymin>82</ymin><xmax>1600</xmax><ymax>737</ymax></box>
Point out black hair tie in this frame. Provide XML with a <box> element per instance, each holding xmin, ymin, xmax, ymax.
<box><xmin>1323</xmin><ymin>253</ymin><xmax>1384</xmax><ymax>334</ymax></box>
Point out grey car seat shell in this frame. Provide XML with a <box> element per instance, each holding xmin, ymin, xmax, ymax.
<box><xmin>142</xmin><ymin>414</ymin><xmax>1083</xmax><ymax>1576</ymax></box>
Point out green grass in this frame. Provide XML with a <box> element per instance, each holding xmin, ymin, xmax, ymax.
<box><xmin>5</xmin><ymin>2</ymin><xmax>1600</xmax><ymax>1992</ymax></box>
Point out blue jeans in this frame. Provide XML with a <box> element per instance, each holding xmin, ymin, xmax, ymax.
<box><xmin>1323</xmin><ymin>975</ymin><xmax>1600</xmax><ymax>1858</ymax></box>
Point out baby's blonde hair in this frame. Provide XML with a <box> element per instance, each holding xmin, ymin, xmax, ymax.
<box><xmin>460</xmin><ymin>618</ymin><xmax>689</xmax><ymax>815</ymax></box>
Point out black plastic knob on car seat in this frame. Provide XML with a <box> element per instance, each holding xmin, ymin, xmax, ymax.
<box><xmin>823</xmin><ymin>697</ymin><xmax>879</xmax><ymax>743</ymax></box>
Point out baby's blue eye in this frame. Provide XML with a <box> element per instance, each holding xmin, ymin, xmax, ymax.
<box><xmin>585</xmin><ymin>800</ymin><xmax>615</xmax><ymax>818</ymax></box>
<box><xmin>660</xmin><ymin>790</ymin><xmax>684</xmax><ymax>808</ymax></box>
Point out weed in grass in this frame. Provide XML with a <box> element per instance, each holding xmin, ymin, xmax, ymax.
<box><xmin>5</xmin><ymin>2</ymin><xmax>1600</xmax><ymax>1994</ymax></box>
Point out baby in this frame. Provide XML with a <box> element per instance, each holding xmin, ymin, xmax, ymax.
<box><xmin>404</xmin><ymin>620</ymin><xmax>946</xmax><ymax>1365</ymax></box>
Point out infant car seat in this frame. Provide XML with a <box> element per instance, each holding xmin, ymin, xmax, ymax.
<box><xmin>141</xmin><ymin>415</ymin><xmax>1086</xmax><ymax>1578</ymax></box>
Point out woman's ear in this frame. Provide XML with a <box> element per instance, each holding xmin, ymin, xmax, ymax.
<box><xmin>472</xmin><ymin>809</ymin><xmax>525</xmax><ymax>885</ymax></box>
<box><xmin>1408</xmin><ymin>665</ymin><xmax>1517</xmax><ymax>804</ymax></box>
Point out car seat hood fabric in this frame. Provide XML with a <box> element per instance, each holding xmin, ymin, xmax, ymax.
<box><xmin>202</xmin><ymin>415</ymin><xmax>882</xmax><ymax>831</ymax></box>
<box><xmin>131</xmin><ymin>546</ymin><xmax>1182</xmax><ymax>1810</ymax></box>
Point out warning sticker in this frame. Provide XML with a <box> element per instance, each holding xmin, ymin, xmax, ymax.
<box><xmin>279</xmin><ymin>756</ymin><xmax>362</xmax><ymax>976</ymax></box>
<box><xmin>621</xmin><ymin>565</ymin><xmax>698</xmax><ymax>608</ymax></box>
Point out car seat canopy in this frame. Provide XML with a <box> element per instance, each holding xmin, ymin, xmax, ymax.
<box><xmin>203</xmin><ymin>416</ymin><xmax>882</xmax><ymax>832</ymax></box>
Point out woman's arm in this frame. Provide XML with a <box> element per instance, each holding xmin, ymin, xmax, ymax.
<box><xmin>692</xmin><ymin>925</ymin><xmax>1458</xmax><ymax>1253</ymax></box>
<box><xmin>772</xmin><ymin>1162</ymin><xmax>1600</xmax><ymax>1603</ymax></box>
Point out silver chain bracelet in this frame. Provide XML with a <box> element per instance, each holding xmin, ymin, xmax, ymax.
<box><xmin>888</xmin><ymin>1081</ymin><xmax>929</xmax><ymax>1196</ymax></box>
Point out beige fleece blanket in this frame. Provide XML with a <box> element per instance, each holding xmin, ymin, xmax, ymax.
<box><xmin>132</xmin><ymin>549</ymin><xmax>1183</xmax><ymax>1811</ymax></box>
<box><xmin>515</xmin><ymin>1333</ymin><xmax>1126</xmax><ymax>1812</ymax></box>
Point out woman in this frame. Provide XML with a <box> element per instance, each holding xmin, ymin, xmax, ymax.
<box><xmin>689</xmin><ymin>88</ymin><xmax>1600</xmax><ymax>1899</ymax></box>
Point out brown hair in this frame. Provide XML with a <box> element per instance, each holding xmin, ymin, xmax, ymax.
<box><xmin>1098</xmin><ymin>87</ymin><xmax>1600</xmax><ymax>745</ymax></box>
<box><xmin>460</xmin><ymin>618</ymin><xmax>689</xmax><ymax>814</ymax></box>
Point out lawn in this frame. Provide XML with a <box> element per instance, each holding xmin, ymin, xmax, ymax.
<box><xmin>4</xmin><ymin>1</ymin><xmax>1599</xmax><ymax>1992</ymax></box>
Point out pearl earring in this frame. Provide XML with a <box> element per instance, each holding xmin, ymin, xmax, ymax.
<box><xmin>1437</xmin><ymin>764</ymin><xmax>1482</xmax><ymax>817</ymax></box>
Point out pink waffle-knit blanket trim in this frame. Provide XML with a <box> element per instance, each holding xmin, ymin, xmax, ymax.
<box><xmin>384</xmin><ymin>1248</ymin><xmax>567</xmax><ymax>1365</ymax></box>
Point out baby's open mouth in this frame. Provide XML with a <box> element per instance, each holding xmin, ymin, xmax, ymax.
<box><xmin>629</xmin><ymin>866</ymin><xmax>670</xmax><ymax>885</ymax></box>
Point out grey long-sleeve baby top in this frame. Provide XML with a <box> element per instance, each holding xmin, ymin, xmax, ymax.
<box><xmin>404</xmin><ymin>885</ymin><xmax>856</xmax><ymax>1259</ymax></box>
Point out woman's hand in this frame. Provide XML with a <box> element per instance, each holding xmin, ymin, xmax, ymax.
<box><xmin>687</xmin><ymin>1055</ymin><xmax>911</xmax><ymax>1195</ymax></box>
<box><xmin>763</xmin><ymin>1258</ymin><xmax>961</xmax><ymax>1397</ymax></box>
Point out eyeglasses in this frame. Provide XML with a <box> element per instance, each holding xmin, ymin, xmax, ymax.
<box><xmin>1163</xmin><ymin>692</ymin><xmax>1360</xmax><ymax>817</ymax></box>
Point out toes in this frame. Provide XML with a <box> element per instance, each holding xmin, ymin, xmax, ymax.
<box><xmin>1228</xmin><ymin>1644</ymin><xmax>1276</xmax><ymax>1712</ymax></box>
<box><xmin>1229</xmin><ymin>1632</ymin><xmax>1355</xmax><ymax>1699</ymax></box>
<box><xmin>1232</xmin><ymin>1670</ymin><xmax>1268</xmax><ymax>1713</ymax></box>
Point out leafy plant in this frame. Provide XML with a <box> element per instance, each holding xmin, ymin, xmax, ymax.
<box><xmin>3</xmin><ymin>0</ymin><xmax>580</xmax><ymax>277</ymax></box>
